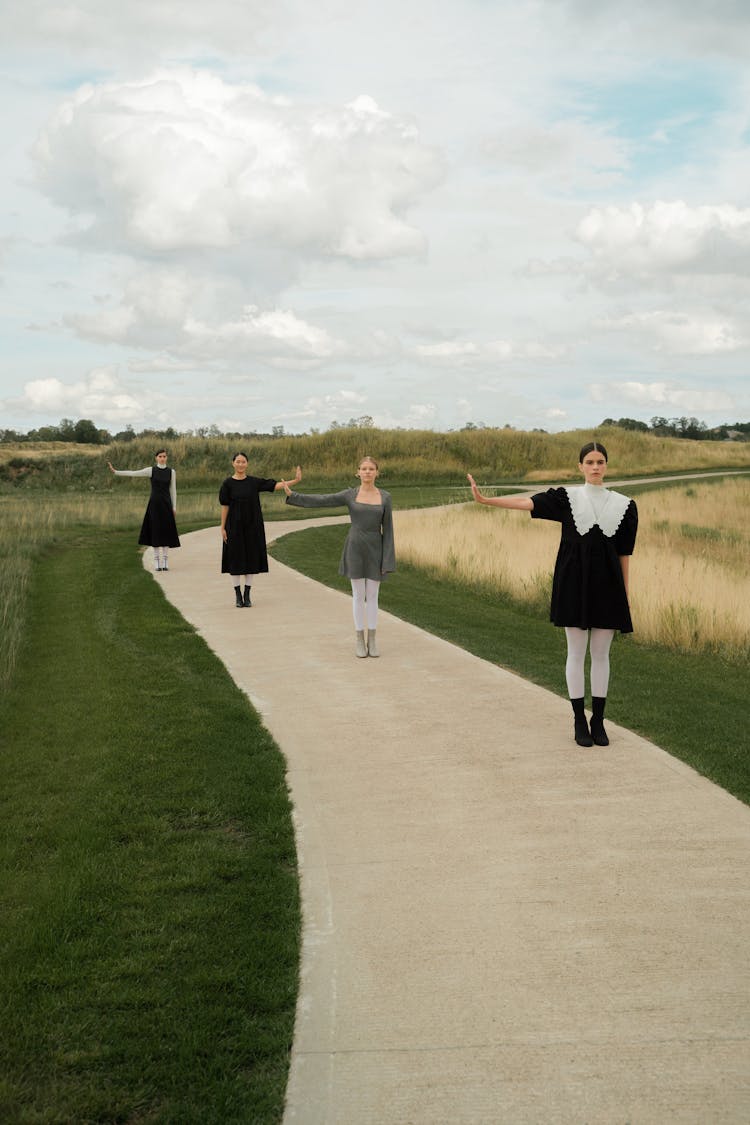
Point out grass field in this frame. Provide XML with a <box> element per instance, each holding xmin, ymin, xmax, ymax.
<box><xmin>2</xmin><ymin>452</ymin><xmax>749</xmax><ymax>1119</ymax></box>
<box><xmin>0</xmin><ymin>533</ymin><xmax>299</xmax><ymax>1123</ymax></box>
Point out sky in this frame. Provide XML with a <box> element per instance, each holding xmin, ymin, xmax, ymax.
<box><xmin>2</xmin><ymin>0</ymin><xmax>750</xmax><ymax>435</ymax></box>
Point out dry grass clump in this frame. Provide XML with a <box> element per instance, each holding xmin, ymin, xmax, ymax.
<box><xmin>393</xmin><ymin>478</ymin><xmax>750</xmax><ymax>659</ymax></box>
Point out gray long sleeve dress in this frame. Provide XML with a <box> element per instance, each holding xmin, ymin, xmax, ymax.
<box><xmin>285</xmin><ymin>487</ymin><xmax>396</xmax><ymax>580</ymax></box>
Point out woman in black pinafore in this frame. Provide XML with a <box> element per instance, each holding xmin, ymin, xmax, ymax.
<box><xmin>468</xmin><ymin>441</ymin><xmax>638</xmax><ymax>748</ymax></box>
<box><xmin>108</xmin><ymin>449</ymin><xmax>180</xmax><ymax>571</ymax></box>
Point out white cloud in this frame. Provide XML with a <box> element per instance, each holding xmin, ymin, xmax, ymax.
<box><xmin>576</xmin><ymin>201</ymin><xmax>750</xmax><ymax>281</ymax></box>
<box><xmin>33</xmin><ymin>69</ymin><xmax>443</xmax><ymax>261</ymax></box>
<box><xmin>183</xmin><ymin>306</ymin><xmax>342</xmax><ymax>362</ymax></box>
<box><xmin>599</xmin><ymin>309</ymin><xmax>746</xmax><ymax>354</ymax></box>
<box><xmin>66</xmin><ymin>265</ymin><xmax>343</xmax><ymax>363</ymax></box>
<box><xmin>7</xmin><ymin>367</ymin><xmax>171</xmax><ymax>422</ymax></box>
<box><xmin>590</xmin><ymin>380</ymin><xmax>736</xmax><ymax>414</ymax></box>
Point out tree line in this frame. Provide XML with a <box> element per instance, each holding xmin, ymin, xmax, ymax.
<box><xmin>599</xmin><ymin>416</ymin><xmax>749</xmax><ymax>441</ymax></box>
<box><xmin>1</xmin><ymin>414</ymin><xmax>748</xmax><ymax>446</ymax></box>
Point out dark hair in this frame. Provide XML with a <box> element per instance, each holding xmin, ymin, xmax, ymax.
<box><xmin>232</xmin><ymin>451</ymin><xmax>249</xmax><ymax>461</ymax></box>
<box><xmin>155</xmin><ymin>449</ymin><xmax>167</xmax><ymax>458</ymax></box>
<box><xmin>578</xmin><ymin>441</ymin><xmax>608</xmax><ymax>463</ymax></box>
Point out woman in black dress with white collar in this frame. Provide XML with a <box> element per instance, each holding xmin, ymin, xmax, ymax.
<box><xmin>468</xmin><ymin>441</ymin><xmax>637</xmax><ymax>747</ymax></box>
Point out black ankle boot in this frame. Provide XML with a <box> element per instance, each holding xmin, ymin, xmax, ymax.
<box><xmin>243</xmin><ymin>586</ymin><xmax>252</xmax><ymax>607</ymax></box>
<box><xmin>571</xmin><ymin>697</ymin><xmax>593</xmax><ymax>747</ymax></box>
<box><xmin>590</xmin><ymin>696</ymin><xmax>609</xmax><ymax>746</ymax></box>
<box><xmin>234</xmin><ymin>585</ymin><xmax>244</xmax><ymax>608</ymax></box>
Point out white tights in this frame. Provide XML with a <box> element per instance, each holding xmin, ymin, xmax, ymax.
<box><xmin>351</xmin><ymin>578</ymin><xmax>380</xmax><ymax>630</ymax></box>
<box><xmin>564</xmin><ymin>627</ymin><xmax>615</xmax><ymax>699</ymax></box>
<box><xmin>230</xmin><ymin>573</ymin><xmax>256</xmax><ymax>587</ymax></box>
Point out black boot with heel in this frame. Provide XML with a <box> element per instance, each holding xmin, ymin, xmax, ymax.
<box><xmin>590</xmin><ymin>696</ymin><xmax>609</xmax><ymax>746</ymax></box>
<box><xmin>234</xmin><ymin>585</ymin><xmax>244</xmax><ymax>608</ymax></box>
<box><xmin>571</xmin><ymin>697</ymin><xmax>593</xmax><ymax>747</ymax></box>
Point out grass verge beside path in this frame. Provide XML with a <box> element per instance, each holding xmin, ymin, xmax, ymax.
<box><xmin>271</xmin><ymin>524</ymin><xmax>749</xmax><ymax>807</ymax></box>
<box><xmin>0</xmin><ymin>532</ymin><xmax>299</xmax><ymax>1123</ymax></box>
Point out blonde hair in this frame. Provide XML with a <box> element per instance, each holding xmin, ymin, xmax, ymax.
<box><xmin>359</xmin><ymin>456</ymin><xmax>379</xmax><ymax>469</ymax></box>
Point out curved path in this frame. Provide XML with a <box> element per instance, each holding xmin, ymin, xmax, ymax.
<box><xmin>151</xmin><ymin>520</ymin><xmax>750</xmax><ymax>1125</ymax></box>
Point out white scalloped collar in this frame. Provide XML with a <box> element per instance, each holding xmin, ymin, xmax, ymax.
<box><xmin>564</xmin><ymin>484</ymin><xmax>631</xmax><ymax>538</ymax></box>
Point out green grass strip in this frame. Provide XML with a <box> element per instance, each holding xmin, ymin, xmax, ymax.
<box><xmin>0</xmin><ymin>532</ymin><xmax>299</xmax><ymax>1123</ymax></box>
<box><xmin>271</xmin><ymin>524</ymin><xmax>749</xmax><ymax>806</ymax></box>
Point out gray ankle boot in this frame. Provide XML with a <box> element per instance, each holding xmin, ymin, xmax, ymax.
<box><xmin>366</xmin><ymin>629</ymin><xmax>379</xmax><ymax>658</ymax></box>
<box><xmin>355</xmin><ymin>630</ymin><xmax>368</xmax><ymax>658</ymax></box>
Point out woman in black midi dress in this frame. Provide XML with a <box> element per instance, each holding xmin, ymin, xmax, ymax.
<box><xmin>468</xmin><ymin>441</ymin><xmax>637</xmax><ymax>748</ymax></box>
<box><xmin>219</xmin><ymin>452</ymin><xmax>301</xmax><ymax>607</ymax></box>
<box><xmin>107</xmin><ymin>449</ymin><xmax>180</xmax><ymax>571</ymax></box>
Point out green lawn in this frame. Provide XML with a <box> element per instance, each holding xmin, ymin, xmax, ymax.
<box><xmin>0</xmin><ymin>532</ymin><xmax>299</xmax><ymax>1124</ymax></box>
<box><xmin>271</xmin><ymin>524</ymin><xmax>750</xmax><ymax>807</ymax></box>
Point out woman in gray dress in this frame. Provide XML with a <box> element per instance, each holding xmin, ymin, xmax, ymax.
<box><xmin>283</xmin><ymin>457</ymin><xmax>396</xmax><ymax>657</ymax></box>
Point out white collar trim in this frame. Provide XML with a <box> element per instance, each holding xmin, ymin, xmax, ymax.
<box><xmin>564</xmin><ymin>485</ymin><xmax>631</xmax><ymax>538</ymax></box>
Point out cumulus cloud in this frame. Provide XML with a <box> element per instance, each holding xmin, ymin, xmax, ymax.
<box><xmin>7</xmin><ymin>367</ymin><xmax>171</xmax><ymax>423</ymax></box>
<box><xmin>576</xmin><ymin>200</ymin><xmax>750</xmax><ymax>281</ymax></box>
<box><xmin>33</xmin><ymin>71</ymin><xmax>443</xmax><ymax>261</ymax></box>
<box><xmin>183</xmin><ymin>306</ymin><xmax>342</xmax><ymax>363</ymax></box>
<box><xmin>589</xmin><ymin>380</ymin><xmax>735</xmax><ymax>413</ymax></box>
<box><xmin>599</xmin><ymin>309</ymin><xmax>746</xmax><ymax>354</ymax></box>
<box><xmin>66</xmin><ymin>264</ymin><xmax>343</xmax><ymax>364</ymax></box>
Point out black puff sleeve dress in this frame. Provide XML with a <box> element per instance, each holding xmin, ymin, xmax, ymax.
<box><xmin>219</xmin><ymin>475</ymin><xmax>276</xmax><ymax>574</ymax></box>
<box><xmin>530</xmin><ymin>484</ymin><xmax>638</xmax><ymax>633</ymax></box>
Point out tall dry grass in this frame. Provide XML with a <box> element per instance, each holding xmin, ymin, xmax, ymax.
<box><xmin>3</xmin><ymin>426</ymin><xmax>749</xmax><ymax>492</ymax></box>
<box><xmin>393</xmin><ymin>478</ymin><xmax>750</xmax><ymax>660</ymax></box>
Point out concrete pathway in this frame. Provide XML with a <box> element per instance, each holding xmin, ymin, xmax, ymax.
<box><xmin>151</xmin><ymin>521</ymin><xmax>750</xmax><ymax>1125</ymax></box>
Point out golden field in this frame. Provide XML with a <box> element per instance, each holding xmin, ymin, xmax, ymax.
<box><xmin>393</xmin><ymin>476</ymin><xmax>750</xmax><ymax>660</ymax></box>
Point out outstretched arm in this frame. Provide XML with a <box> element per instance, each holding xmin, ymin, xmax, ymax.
<box><xmin>273</xmin><ymin>465</ymin><xmax>302</xmax><ymax>492</ymax></box>
<box><xmin>107</xmin><ymin>465</ymin><xmax>152</xmax><ymax>478</ymax></box>
<box><xmin>283</xmin><ymin>484</ymin><xmax>352</xmax><ymax>508</ymax></box>
<box><xmin>467</xmin><ymin>474</ymin><xmax>534</xmax><ymax>511</ymax></box>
